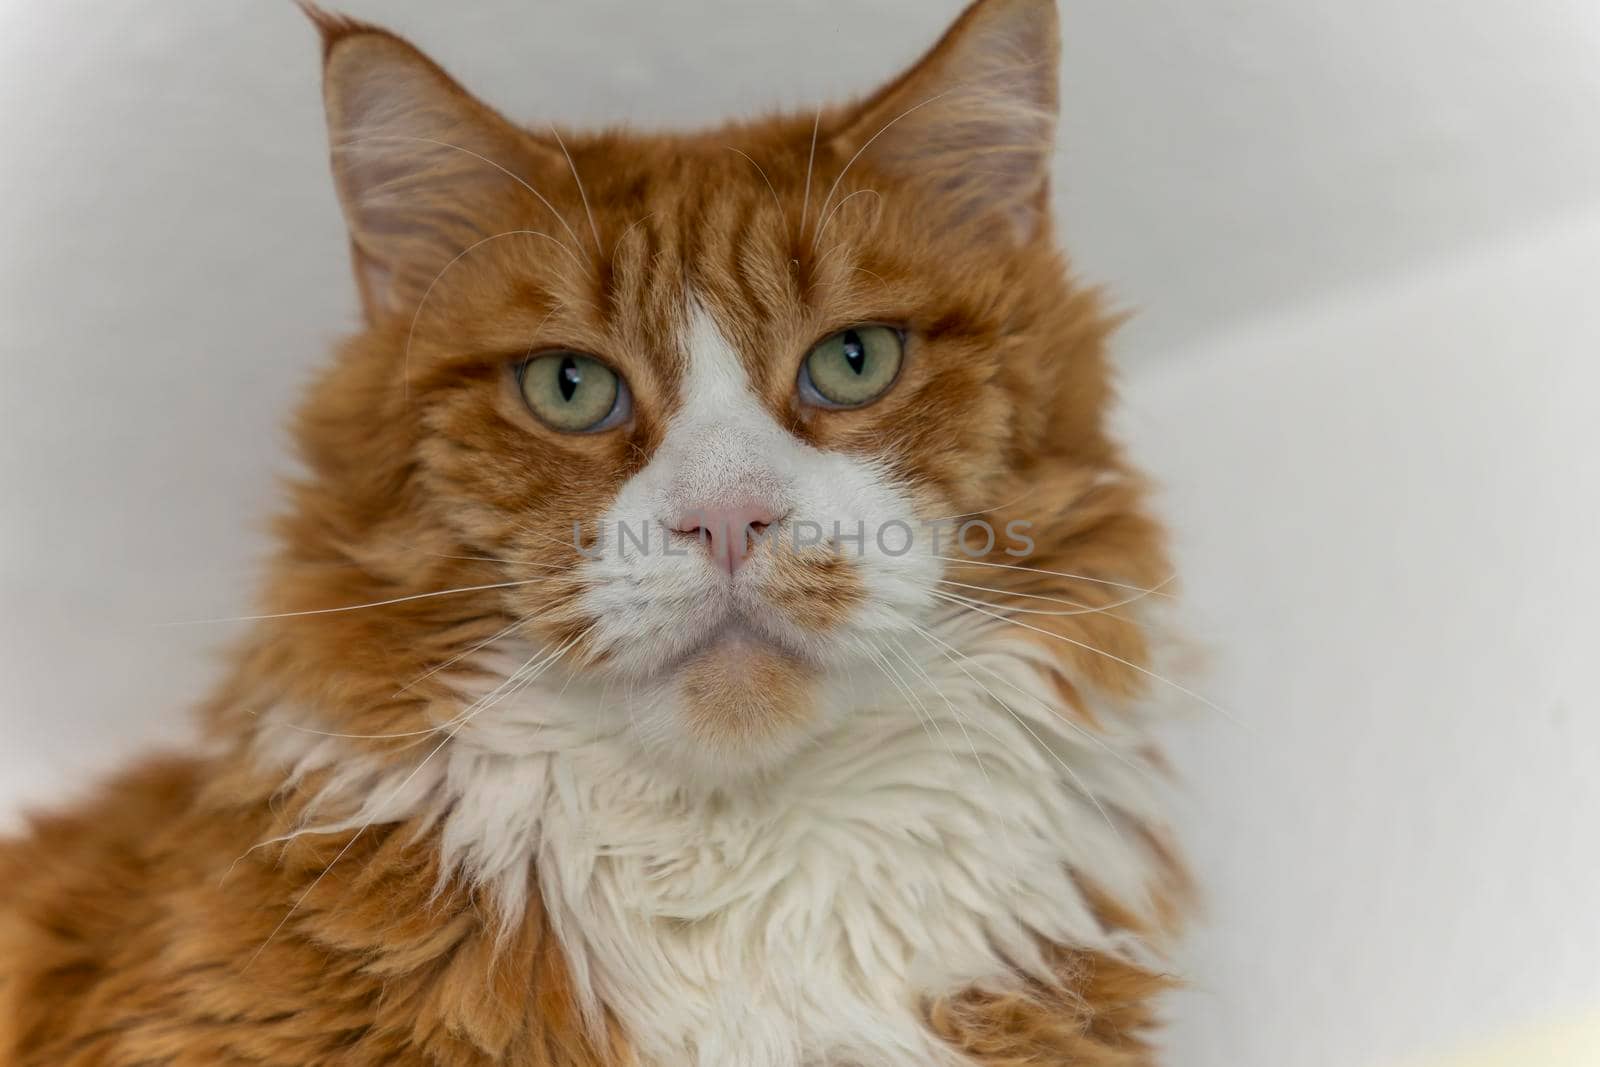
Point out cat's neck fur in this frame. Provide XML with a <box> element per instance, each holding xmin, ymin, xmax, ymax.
<box><xmin>254</xmin><ymin>612</ymin><xmax>1181</xmax><ymax>1067</ymax></box>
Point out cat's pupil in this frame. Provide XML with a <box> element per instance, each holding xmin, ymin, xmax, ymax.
<box><xmin>841</xmin><ymin>331</ymin><xmax>866</xmax><ymax>375</ymax></box>
<box><xmin>558</xmin><ymin>356</ymin><xmax>581</xmax><ymax>401</ymax></box>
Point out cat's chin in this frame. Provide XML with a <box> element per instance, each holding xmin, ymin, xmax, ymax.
<box><xmin>635</xmin><ymin>627</ymin><xmax>827</xmax><ymax>780</ymax></box>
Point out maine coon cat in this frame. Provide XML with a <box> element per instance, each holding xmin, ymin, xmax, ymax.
<box><xmin>0</xmin><ymin>0</ymin><xmax>1191</xmax><ymax>1063</ymax></box>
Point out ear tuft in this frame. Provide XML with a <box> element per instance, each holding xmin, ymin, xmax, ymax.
<box><xmin>832</xmin><ymin>0</ymin><xmax>1061</xmax><ymax>244</ymax></box>
<box><xmin>295</xmin><ymin>2</ymin><xmax>376</xmax><ymax>58</ymax></box>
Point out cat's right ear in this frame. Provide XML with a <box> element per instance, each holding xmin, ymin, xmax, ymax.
<box><xmin>829</xmin><ymin>0</ymin><xmax>1060</xmax><ymax>246</ymax></box>
<box><xmin>301</xmin><ymin>4</ymin><xmax>552</xmax><ymax>322</ymax></box>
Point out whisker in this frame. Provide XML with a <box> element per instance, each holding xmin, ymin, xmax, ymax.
<box><xmin>401</xmin><ymin>229</ymin><xmax>584</xmax><ymax>401</ymax></box>
<box><xmin>549</xmin><ymin>124</ymin><xmax>601</xmax><ymax>258</ymax></box>
<box><xmin>255</xmin><ymin>628</ymin><xmax>555</xmax><ymax>742</ymax></box>
<box><xmin>613</xmin><ymin>212</ymin><xmax>657</xmax><ymax>259</ymax></box>
<box><xmin>902</xmin><ymin>612</ymin><xmax>1137</xmax><ymax>771</ymax></box>
<box><xmin>936</xmin><ymin>579</ymin><xmax>1097</xmax><ymax>611</ymax></box>
<box><xmin>335</xmin><ymin>135</ymin><xmax>589</xmax><ymax>268</ymax></box>
<box><xmin>376</xmin><ymin>540</ymin><xmax>575</xmax><ymax>570</ymax></box>
<box><xmin>260</xmin><ymin>711</ymin><xmax>474</xmax><ymax>745</ymax></box>
<box><xmin>895</xmin><ymin>614</ymin><xmax>1127</xmax><ymax>843</ymax></box>
<box><xmin>935</xmin><ymin>574</ymin><xmax>1177</xmax><ymax>618</ymax></box>
<box><xmin>393</xmin><ymin>613</ymin><xmax>531</xmax><ymax>698</ymax></box>
<box><xmin>884</xmin><ymin>632</ymin><xmax>1062</xmax><ymax>919</ymax></box>
<box><xmin>242</xmin><ymin>823</ymin><xmax>373</xmax><ymax>972</ymax></box>
<box><xmin>161</xmin><ymin>578</ymin><xmax>547</xmax><ymax>626</ymax></box>
<box><xmin>921</xmin><ymin>488</ymin><xmax>1035</xmax><ymax>525</ymax></box>
<box><xmin>509</xmin><ymin>518</ymin><xmax>590</xmax><ymax>558</ymax></box>
<box><xmin>808</xmin><ymin>239</ymin><xmax>860</xmax><ymax>281</ymax></box>
<box><xmin>727</xmin><ymin>147</ymin><xmax>787</xmax><ymax>232</ymax></box>
<box><xmin>518</xmin><ymin>303</ymin><xmax>567</xmax><ymax>362</ymax></box>
<box><xmin>813</xmin><ymin>88</ymin><xmax>955</xmax><ymax>251</ymax></box>
<box><xmin>935</xmin><ymin>556</ymin><xmax>1177</xmax><ymax>599</ymax></box>
<box><xmin>879</xmin><ymin>640</ymin><xmax>957</xmax><ymax>758</ymax></box>
<box><xmin>240</xmin><ymin>650</ymin><xmax>532</xmax><ymax>967</ymax></box>
<box><xmin>264</xmin><ymin>721</ymin><xmax>453</xmax><ymax>743</ymax></box>
<box><xmin>814</xmin><ymin>188</ymin><xmax>881</xmax><ymax>251</ymax></box>
<box><xmin>241</xmin><ymin>629</ymin><xmax>589</xmax><ymax>969</ymax></box>
<box><xmin>885</xmin><ymin>636</ymin><xmax>977</xmax><ymax>774</ymax></box>
<box><xmin>862</xmin><ymin>644</ymin><xmax>946</xmax><ymax>757</ymax></box>
<box><xmin>928</xmin><ymin>591</ymin><xmax>1246</xmax><ymax>728</ymax></box>
<box><xmin>800</xmin><ymin>108</ymin><xmax>821</xmax><ymax>239</ymax></box>
<box><xmin>850</xmin><ymin>265</ymin><xmax>889</xmax><ymax>291</ymax></box>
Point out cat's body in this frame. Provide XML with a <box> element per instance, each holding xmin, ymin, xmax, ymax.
<box><xmin>0</xmin><ymin>2</ymin><xmax>1190</xmax><ymax>1064</ymax></box>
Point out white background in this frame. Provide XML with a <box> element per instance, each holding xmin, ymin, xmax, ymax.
<box><xmin>3</xmin><ymin>3</ymin><xmax>1598</xmax><ymax>1065</ymax></box>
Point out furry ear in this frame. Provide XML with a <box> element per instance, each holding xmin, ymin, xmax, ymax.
<box><xmin>831</xmin><ymin>0</ymin><xmax>1060</xmax><ymax>244</ymax></box>
<box><xmin>301</xmin><ymin>4</ymin><xmax>559</xmax><ymax>321</ymax></box>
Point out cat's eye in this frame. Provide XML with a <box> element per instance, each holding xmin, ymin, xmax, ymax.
<box><xmin>799</xmin><ymin>326</ymin><xmax>904</xmax><ymax>408</ymax></box>
<box><xmin>518</xmin><ymin>351</ymin><xmax>629</xmax><ymax>433</ymax></box>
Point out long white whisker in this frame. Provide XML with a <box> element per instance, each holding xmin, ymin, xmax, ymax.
<box><xmin>510</xmin><ymin>518</ymin><xmax>590</xmax><ymax>558</ymax></box>
<box><xmin>241</xmin><ymin>824</ymin><xmax>373</xmax><ymax>972</ymax></box>
<box><xmin>850</xmin><ymin>265</ymin><xmax>889</xmax><ymax>291</ymax></box>
<box><xmin>814</xmin><ymin>88</ymin><xmax>955</xmax><ymax>249</ymax></box>
<box><xmin>240</xmin><ymin>637</ymin><xmax>553</xmax><ymax>970</ymax></box>
<box><xmin>900</xmin><ymin>613</ymin><xmax>1137</xmax><ymax>771</ymax></box>
<box><xmin>613</xmin><ymin>212</ymin><xmax>656</xmax><ymax>258</ymax></box>
<box><xmin>240</xmin><ymin>627</ymin><xmax>591</xmax><ymax>966</ymax></box>
<box><xmin>921</xmin><ymin>488</ymin><xmax>1035</xmax><ymax>524</ymax></box>
<box><xmin>860</xmin><ymin>644</ymin><xmax>939</xmax><ymax>750</ymax></box>
<box><xmin>935</xmin><ymin>556</ymin><xmax>1177</xmax><ymax>598</ymax></box>
<box><xmin>882</xmin><ymin>632</ymin><xmax>1041</xmax><ymax>945</ymax></box>
<box><xmin>336</xmin><ymin>135</ymin><xmax>589</xmax><ymax>267</ymax></box>
<box><xmin>251</xmin><ymin>624</ymin><xmax>570</xmax><ymax>743</ymax></box>
<box><xmin>400</xmin><ymin>229</ymin><xmax>583</xmax><ymax>402</ymax></box>
<box><xmin>813</xmin><ymin>188</ymin><xmax>881</xmax><ymax>252</ymax></box>
<box><xmin>549</xmin><ymin>124</ymin><xmax>601</xmax><ymax>258</ymax></box>
<box><xmin>727</xmin><ymin>147</ymin><xmax>787</xmax><ymax>231</ymax></box>
<box><xmin>895</xmin><ymin>614</ymin><xmax>1126</xmax><ymax>845</ymax></box>
<box><xmin>393</xmin><ymin>614</ymin><xmax>532</xmax><ymax>698</ymax></box>
<box><xmin>885</xmin><ymin>637</ymin><xmax>978</xmax><ymax>773</ymax></box>
<box><xmin>384</xmin><ymin>548</ymin><xmax>568</xmax><ymax>570</ymax></box>
<box><xmin>929</xmin><ymin>591</ymin><xmax>1246</xmax><ymax>728</ymax></box>
<box><xmin>161</xmin><ymin>578</ymin><xmax>548</xmax><ymax>626</ymax></box>
<box><xmin>800</xmin><ymin>108</ymin><xmax>821</xmax><ymax>238</ymax></box>
<box><xmin>871</xmin><ymin>641</ymin><xmax>956</xmax><ymax>766</ymax></box>
<box><xmin>935</xmin><ymin>574</ymin><xmax>1177</xmax><ymax>618</ymax></box>
<box><xmin>370</xmin><ymin>539</ymin><xmax>565</xmax><ymax>569</ymax></box>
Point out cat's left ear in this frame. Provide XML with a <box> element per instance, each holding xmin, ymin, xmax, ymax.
<box><xmin>831</xmin><ymin>0</ymin><xmax>1060</xmax><ymax>245</ymax></box>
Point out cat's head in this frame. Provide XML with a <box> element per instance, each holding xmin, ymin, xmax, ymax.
<box><xmin>266</xmin><ymin>0</ymin><xmax>1164</xmax><ymax>779</ymax></box>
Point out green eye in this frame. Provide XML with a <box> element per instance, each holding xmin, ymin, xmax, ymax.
<box><xmin>518</xmin><ymin>351</ymin><xmax>627</xmax><ymax>432</ymax></box>
<box><xmin>800</xmin><ymin>326</ymin><xmax>904</xmax><ymax>408</ymax></box>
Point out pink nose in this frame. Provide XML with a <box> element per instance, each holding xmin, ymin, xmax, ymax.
<box><xmin>672</xmin><ymin>504</ymin><xmax>778</xmax><ymax>576</ymax></box>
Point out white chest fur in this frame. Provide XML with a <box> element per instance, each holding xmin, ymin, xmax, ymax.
<box><xmin>272</xmin><ymin>634</ymin><xmax>1174</xmax><ymax>1067</ymax></box>
<box><xmin>481</xmin><ymin>634</ymin><xmax>1169</xmax><ymax>1066</ymax></box>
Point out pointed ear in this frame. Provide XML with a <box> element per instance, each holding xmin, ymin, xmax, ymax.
<box><xmin>301</xmin><ymin>5</ymin><xmax>557</xmax><ymax>321</ymax></box>
<box><xmin>831</xmin><ymin>0</ymin><xmax>1060</xmax><ymax>244</ymax></box>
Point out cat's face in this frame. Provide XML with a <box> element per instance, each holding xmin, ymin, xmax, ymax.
<box><xmin>291</xmin><ymin>0</ymin><xmax>1145</xmax><ymax>776</ymax></box>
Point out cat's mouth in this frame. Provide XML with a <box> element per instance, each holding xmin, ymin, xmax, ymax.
<box><xmin>581</xmin><ymin>545</ymin><xmax>868</xmax><ymax>757</ymax></box>
<box><xmin>661</xmin><ymin>611</ymin><xmax>816</xmax><ymax>680</ymax></box>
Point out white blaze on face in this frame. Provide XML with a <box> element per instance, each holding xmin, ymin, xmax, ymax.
<box><xmin>574</xmin><ymin>299</ymin><xmax>938</xmax><ymax>743</ymax></box>
<box><xmin>662</xmin><ymin>302</ymin><xmax>795</xmax><ymax>516</ymax></box>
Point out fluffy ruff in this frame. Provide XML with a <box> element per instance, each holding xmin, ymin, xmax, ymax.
<box><xmin>1</xmin><ymin>619</ymin><xmax>1185</xmax><ymax>1066</ymax></box>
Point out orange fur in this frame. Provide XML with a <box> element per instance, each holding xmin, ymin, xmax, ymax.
<box><xmin>926</xmin><ymin>946</ymin><xmax>1174</xmax><ymax>1066</ymax></box>
<box><xmin>0</xmin><ymin>0</ymin><xmax>1187</xmax><ymax>1061</ymax></box>
<box><xmin>0</xmin><ymin>758</ymin><xmax>624</xmax><ymax>1065</ymax></box>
